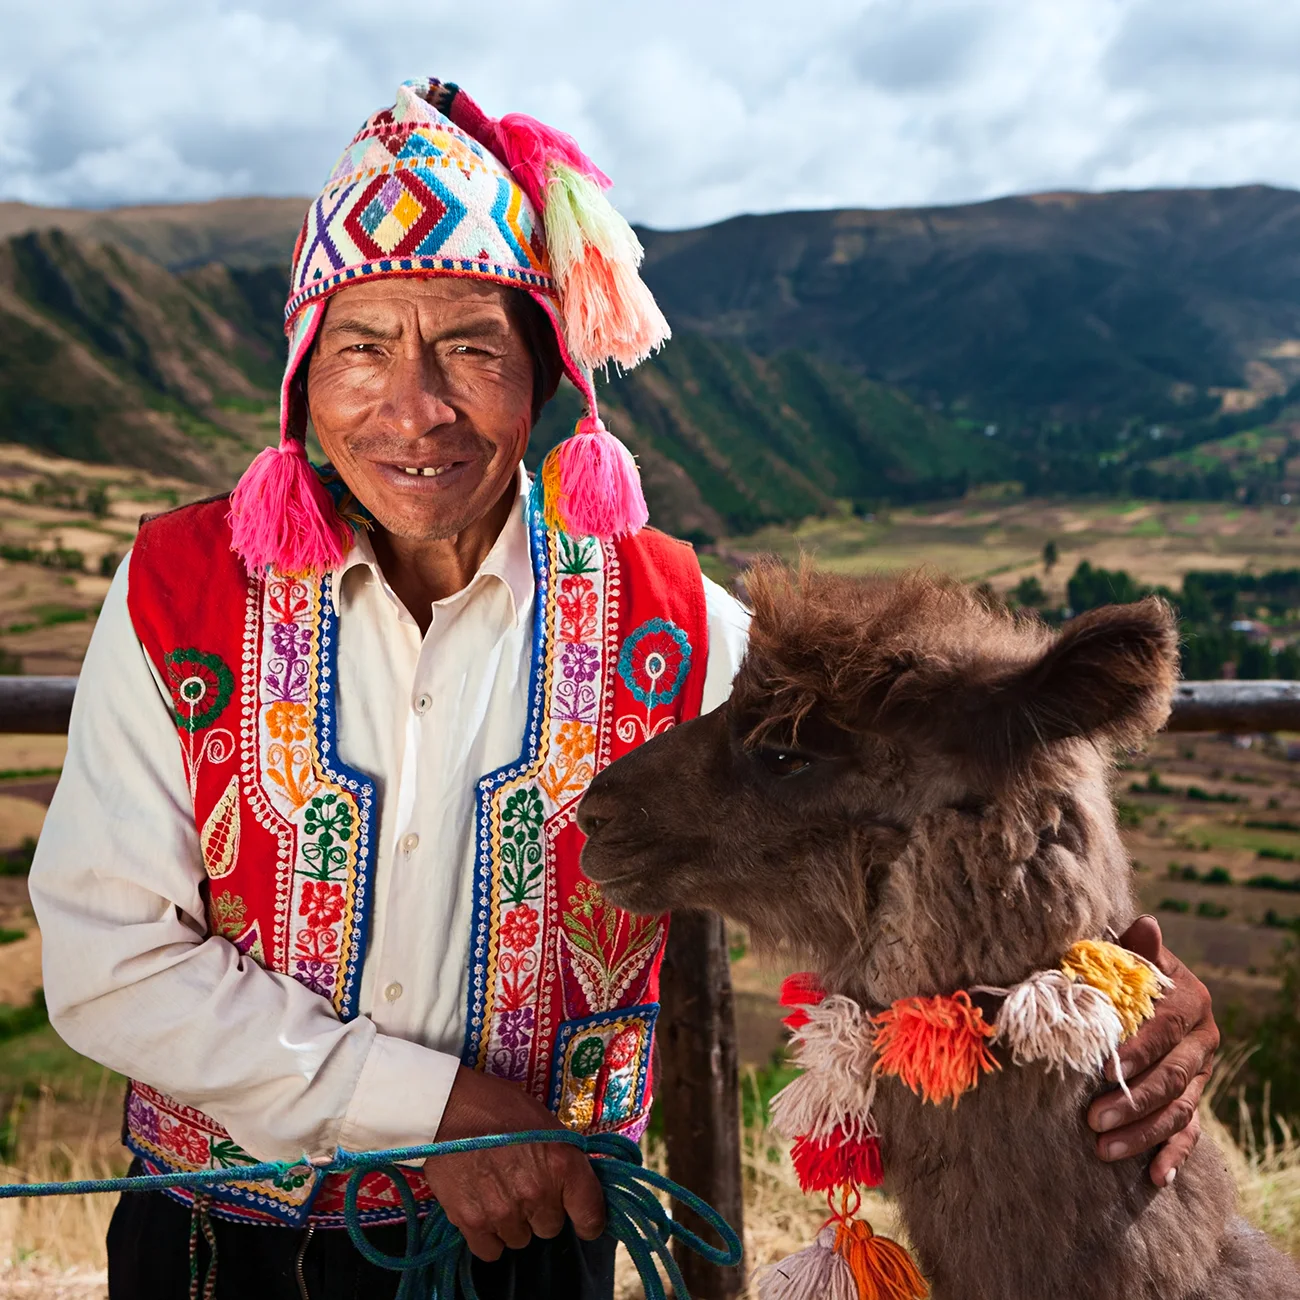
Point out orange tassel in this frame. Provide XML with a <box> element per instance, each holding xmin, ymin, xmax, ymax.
<box><xmin>872</xmin><ymin>991</ymin><xmax>998</xmax><ymax>1106</ymax></box>
<box><xmin>833</xmin><ymin>1218</ymin><xmax>929</xmax><ymax>1300</ymax></box>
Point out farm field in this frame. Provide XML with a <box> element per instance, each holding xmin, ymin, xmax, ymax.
<box><xmin>3</xmin><ymin>469</ymin><xmax>1300</xmax><ymax>1291</ymax></box>
<box><xmin>723</xmin><ymin>496</ymin><xmax>1300</xmax><ymax>603</ymax></box>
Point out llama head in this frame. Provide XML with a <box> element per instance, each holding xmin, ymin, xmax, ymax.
<box><xmin>578</xmin><ymin>563</ymin><xmax>1179</xmax><ymax>994</ymax></box>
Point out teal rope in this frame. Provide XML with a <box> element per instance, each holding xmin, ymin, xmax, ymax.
<box><xmin>0</xmin><ymin>1128</ymin><xmax>741</xmax><ymax>1300</ymax></box>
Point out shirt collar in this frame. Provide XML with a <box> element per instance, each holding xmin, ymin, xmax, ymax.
<box><xmin>328</xmin><ymin>463</ymin><xmax>534</xmax><ymax>625</ymax></box>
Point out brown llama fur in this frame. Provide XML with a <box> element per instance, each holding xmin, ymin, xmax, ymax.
<box><xmin>578</xmin><ymin>563</ymin><xmax>1300</xmax><ymax>1300</ymax></box>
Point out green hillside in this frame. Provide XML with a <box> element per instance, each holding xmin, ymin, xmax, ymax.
<box><xmin>3</xmin><ymin>185</ymin><xmax>1300</xmax><ymax>532</ymax></box>
<box><xmin>0</xmin><ymin>230</ymin><xmax>278</xmax><ymax>483</ymax></box>
<box><xmin>0</xmin><ymin>226</ymin><xmax>1001</xmax><ymax>537</ymax></box>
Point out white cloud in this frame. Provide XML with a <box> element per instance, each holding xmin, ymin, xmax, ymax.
<box><xmin>1</xmin><ymin>0</ymin><xmax>1296</xmax><ymax>226</ymax></box>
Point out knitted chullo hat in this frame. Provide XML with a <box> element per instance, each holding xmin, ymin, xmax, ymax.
<box><xmin>228</xmin><ymin>76</ymin><xmax>670</xmax><ymax>576</ymax></box>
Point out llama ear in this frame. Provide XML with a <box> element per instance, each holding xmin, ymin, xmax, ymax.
<box><xmin>997</xmin><ymin>597</ymin><xmax>1180</xmax><ymax>751</ymax></box>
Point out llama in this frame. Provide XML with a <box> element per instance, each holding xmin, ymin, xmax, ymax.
<box><xmin>577</xmin><ymin>564</ymin><xmax>1300</xmax><ymax>1300</ymax></box>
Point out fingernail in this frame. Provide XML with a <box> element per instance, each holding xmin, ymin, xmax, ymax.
<box><xmin>1104</xmin><ymin>1139</ymin><xmax>1128</xmax><ymax>1160</ymax></box>
<box><xmin>1165</xmin><ymin>1167</ymin><xmax>1178</xmax><ymax>1188</ymax></box>
<box><xmin>1095</xmin><ymin>1108</ymin><xmax>1123</xmax><ymax>1133</ymax></box>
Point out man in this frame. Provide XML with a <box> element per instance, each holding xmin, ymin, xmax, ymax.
<box><xmin>30</xmin><ymin>78</ymin><xmax>1217</xmax><ymax>1300</ymax></box>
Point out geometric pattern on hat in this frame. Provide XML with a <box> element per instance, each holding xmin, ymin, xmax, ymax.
<box><xmin>284</xmin><ymin>84</ymin><xmax>553</xmax><ymax>325</ymax></box>
<box><xmin>277</xmin><ymin>77</ymin><xmax>587</xmax><ymax>445</ymax></box>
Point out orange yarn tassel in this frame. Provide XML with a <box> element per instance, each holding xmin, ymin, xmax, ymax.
<box><xmin>833</xmin><ymin>1218</ymin><xmax>929</xmax><ymax>1300</ymax></box>
<box><xmin>872</xmin><ymin>991</ymin><xmax>998</xmax><ymax>1106</ymax></box>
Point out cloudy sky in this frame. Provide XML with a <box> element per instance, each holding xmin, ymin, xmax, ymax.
<box><xmin>2</xmin><ymin>0</ymin><xmax>1297</xmax><ymax>230</ymax></box>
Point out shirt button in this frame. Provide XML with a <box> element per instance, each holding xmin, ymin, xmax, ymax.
<box><xmin>414</xmin><ymin>693</ymin><xmax>432</xmax><ymax>714</ymax></box>
<box><xmin>401</xmin><ymin>832</ymin><xmax>420</xmax><ymax>854</ymax></box>
<box><xmin>384</xmin><ymin>982</ymin><xmax>403</xmax><ymax>1003</ymax></box>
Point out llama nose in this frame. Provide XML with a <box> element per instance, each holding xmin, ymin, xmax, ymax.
<box><xmin>576</xmin><ymin>790</ymin><xmax>613</xmax><ymax>837</ymax></box>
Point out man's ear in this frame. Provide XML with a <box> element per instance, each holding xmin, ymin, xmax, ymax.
<box><xmin>997</xmin><ymin>596</ymin><xmax>1180</xmax><ymax>752</ymax></box>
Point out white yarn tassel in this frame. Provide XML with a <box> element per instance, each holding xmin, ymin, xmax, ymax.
<box><xmin>758</xmin><ymin>1226</ymin><xmax>859</xmax><ymax>1300</ymax></box>
<box><xmin>770</xmin><ymin>994</ymin><xmax>878</xmax><ymax>1141</ymax></box>
<box><xmin>992</xmin><ymin>969</ymin><xmax>1125</xmax><ymax>1077</ymax></box>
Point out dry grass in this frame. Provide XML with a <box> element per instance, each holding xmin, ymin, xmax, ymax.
<box><xmin>0</xmin><ymin>1086</ymin><xmax>1298</xmax><ymax>1299</ymax></box>
<box><xmin>0</xmin><ymin>1080</ymin><xmax>122</xmax><ymax>1299</ymax></box>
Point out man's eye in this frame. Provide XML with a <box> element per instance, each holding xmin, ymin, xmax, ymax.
<box><xmin>755</xmin><ymin>748</ymin><xmax>813</xmax><ymax>777</ymax></box>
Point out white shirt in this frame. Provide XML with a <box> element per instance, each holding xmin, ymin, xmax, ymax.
<box><xmin>28</xmin><ymin>470</ymin><xmax>750</xmax><ymax>1165</ymax></box>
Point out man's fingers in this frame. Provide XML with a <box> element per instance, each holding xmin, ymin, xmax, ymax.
<box><xmin>462</xmin><ymin>1228</ymin><xmax>507</xmax><ymax>1263</ymax></box>
<box><xmin>562</xmin><ymin>1159</ymin><xmax>607</xmax><ymax>1241</ymax></box>
<box><xmin>527</xmin><ymin>1202</ymin><xmax>568</xmax><ymax>1241</ymax></box>
<box><xmin>1091</xmin><ymin>1035</ymin><xmax>1208</xmax><ymax>1135</ymax></box>
<box><xmin>1092</xmin><ymin>1065</ymin><xmax>1208</xmax><ymax>1163</ymax></box>
<box><xmin>494</xmin><ymin>1212</ymin><xmax>534</xmax><ymax>1253</ymax></box>
<box><xmin>1117</xmin><ymin>914</ymin><xmax>1163</xmax><ymax>965</ymax></box>
<box><xmin>1149</xmin><ymin>1112</ymin><xmax>1200</xmax><ymax>1188</ymax></box>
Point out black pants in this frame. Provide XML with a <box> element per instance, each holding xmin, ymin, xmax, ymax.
<box><xmin>107</xmin><ymin>1177</ymin><xmax>616</xmax><ymax>1299</ymax></box>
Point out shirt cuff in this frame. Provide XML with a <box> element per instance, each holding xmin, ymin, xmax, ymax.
<box><xmin>336</xmin><ymin>1034</ymin><xmax>461</xmax><ymax>1155</ymax></box>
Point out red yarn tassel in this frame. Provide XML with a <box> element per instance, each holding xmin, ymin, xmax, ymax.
<box><xmin>780</xmin><ymin>972</ymin><xmax>827</xmax><ymax>1030</ymax></box>
<box><xmin>790</xmin><ymin>1128</ymin><xmax>884</xmax><ymax>1194</ymax></box>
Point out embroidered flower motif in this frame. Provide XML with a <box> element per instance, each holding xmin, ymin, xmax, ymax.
<box><xmin>265</xmin><ymin>701</ymin><xmax>310</xmax><ymax>744</ymax></box>
<box><xmin>299</xmin><ymin>880</ymin><xmax>345</xmax><ymax>931</ymax></box>
<box><xmin>561</xmin><ymin>642</ymin><xmax>600</xmax><ymax>684</ymax></box>
<box><xmin>498</xmin><ymin>1005</ymin><xmax>536</xmax><ymax>1050</ymax></box>
<box><xmin>163</xmin><ymin>648</ymin><xmax>235</xmax><ymax>732</ymax></box>
<box><xmin>270</xmin><ymin>622</ymin><xmax>310</xmax><ymax>658</ymax></box>
<box><xmin>294</xmin><ymin>959</ymin><xmax>335</xmax><ymax>999</ymax></box>
<box><xmin>617</xmin><ymin>619</ymin><xmax>691</xmax><ymax>710</ymax></box>
<box><xmin>556</xmin><ymin>720</ymin><xmax>595</xmax><ymax>762</ymax></box>
<box><xmin>501</xmin><ymin>904</ymin><xmax>541</xmax><ymax>952</ymax></box>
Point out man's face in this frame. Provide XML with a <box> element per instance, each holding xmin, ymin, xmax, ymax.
<box><xmin>306</xmin><ymin>277</ymin><xmax>536</xmax><ymax>541</ymax></box>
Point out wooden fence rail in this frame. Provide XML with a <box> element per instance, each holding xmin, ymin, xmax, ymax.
<box><xmin>5</xmin><ymin>675</ymin><xmax>1300</xmax><ymax>1297</ymax></box>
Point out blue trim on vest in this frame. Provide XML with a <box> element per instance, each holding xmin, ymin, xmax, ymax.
<box><xmin>460</xmin><ymin>493</ymin><xmax>550</xmax><ymax>1068</ymax></box>
<box><xmin>547</xmin><ymin>1003</ymin><xmax>660</xmax><ymax>1119</ymax></box>
<box><xmin>316</xmin><ymin>574</ymin><xmax>378</xmax><ymax>1023</ymax></box>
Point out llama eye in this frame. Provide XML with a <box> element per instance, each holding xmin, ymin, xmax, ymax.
<box><xmin>756</xmin><ymin>748</ymin><xmax>812</xmax><ymax>777</ymax></box>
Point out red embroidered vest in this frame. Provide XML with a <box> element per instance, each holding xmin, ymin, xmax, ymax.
<box><xmin>123</xmin><ymin>493</ymin><xmax>708</xmax><ymax>1226</ymax></box>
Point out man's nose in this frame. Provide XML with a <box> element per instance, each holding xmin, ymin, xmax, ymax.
<box><xmin>386</xmin><ymin>353</ymin><xmax>456</xmax><ymax>435</ymax></box>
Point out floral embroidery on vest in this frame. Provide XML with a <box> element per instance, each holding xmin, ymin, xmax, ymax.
<box><xmin>464</xmin><ymin>505</ymin><xmax>703</xmax><ymax>1138</ymax></box>
<box><xmin>124</xmin><ymin>493</ymin><xmax>707</xmax><ymax>1226</ymax></box>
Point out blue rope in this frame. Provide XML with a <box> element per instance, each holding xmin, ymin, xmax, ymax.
<box><xmin>0</xmin><ymin>1128</ymin><xmax>741</xmax><ymax>1300</ymax></box>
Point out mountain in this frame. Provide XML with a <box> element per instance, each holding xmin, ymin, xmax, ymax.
<box><xmin>0</xmin><ymin>197</ymin><xmax>308</xmax><ymax>271</ymax></box>
<box><xmin>0</xmin><ymin>221</ymin><xmax>997</xmax><ymax>536</ymax></box>
<box><xmin>639</xmin><ymin>186</ymin><xmax>1300</xmax><ymax>424</ymax></box>
<box><xmin>0</xmin><ymin>229</ymin><xmax>283</xmax><ymax>484</ymax></box>
<box><xmin>2</xmin><ymin>185</ymin><xmax>1300</xmax><ymax>534</ymax></box>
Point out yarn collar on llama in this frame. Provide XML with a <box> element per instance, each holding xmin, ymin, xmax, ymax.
<box><xmin>227</xmin><ymin>76</ymin><xmax>668</xmax><ymax>578</ymax></box>
<box><xmin>760</xmin><ymin>939</ymin><xmax>1172</xmax><ymax>1300</ymax></box>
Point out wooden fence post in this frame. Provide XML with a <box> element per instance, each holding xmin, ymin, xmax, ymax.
<box><xmin>657</xmin><ymin>909</ymin><xmax>745</xmax><ymax>1298</ymax></box>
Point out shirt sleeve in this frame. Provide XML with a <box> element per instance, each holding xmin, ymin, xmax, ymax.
<box><xmin>28</xmin><ymin>552</ymin><xmax>460</xmax><ymax>1163</ymax></box>
<box><xmin>700</xmin><ymin>574</ymin><xmax>751</xmax><ymax>713</ymax></box>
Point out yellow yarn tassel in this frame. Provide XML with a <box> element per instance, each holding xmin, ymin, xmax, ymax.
<box><xmin>539</xmin><ymin>446</ymin><xmax>565</xmax><ymax>532</ymax></box>
<box><xmin>833</xmin><ymin>1217</ymin><xmax>929</xmax><ymax>1300</ymax></box>
<box><xmin>1060</xmin><ymin>939</ymin><xmax>1172</xmax><ymax>1039</ymax></box>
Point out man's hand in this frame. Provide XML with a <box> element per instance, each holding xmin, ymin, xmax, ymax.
<box><xmin>423</xmin><ymin>1067</ymin><xmax>606</xmax><ymax>1262</ymax></box>
<box><xmin>1086</xmin><ymin>914</ymin><xmax>1218</xmax><ymax>1187</ymax></box>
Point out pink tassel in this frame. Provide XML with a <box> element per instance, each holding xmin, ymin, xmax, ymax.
<box><xmin>488</xmin><ymin>112</ymin><xmax>610</xmax><ymax>212</ymax></box>
<box><xmin>562</xmin><ymin>246</ymin><xmax>671</xmax><ymax>372</ymax></box>
<box><xmin>227</xmin><ymin>440</ymin><xmax>352</xmax><ymax>577</ymax></box>
<box><xmin>550</xmin><ymin>417</ymin><xmax>648</xmax><ymax>539</ymax></box>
